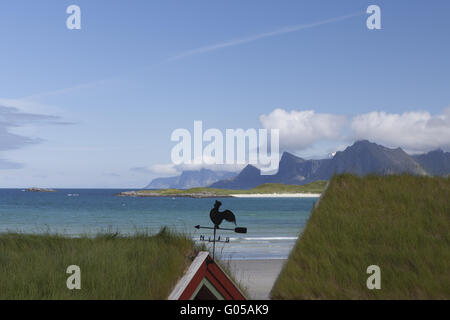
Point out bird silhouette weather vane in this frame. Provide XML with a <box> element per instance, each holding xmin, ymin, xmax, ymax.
<box><xmin>195</xmin><ymin>200</ymin><xmax>247</xmax><ymax>261</ymax></box>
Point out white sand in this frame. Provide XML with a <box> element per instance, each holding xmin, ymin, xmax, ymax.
<box><xmin>226</xmin><ymin>259</ymin><xmax>287</xmax><ymax>300</ymax></box>
<box><xmin>230</xmin><ymin>193</ymin><xmax>321</xmax><ymax>198</ymax></box>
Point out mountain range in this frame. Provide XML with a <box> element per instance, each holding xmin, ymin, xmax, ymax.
<box><xmin>412</xmin><ymin>149</ymin><xmax>450</xmax><ymax>176</ymax></box>
<box><xmin>145</xmin><ymin>168</ymin><xmax>236</xmax><ymax>189</ymax></box>
<box><xmin>145</xmin><ymin>140</ymin><xmax>450</xmax><ymax>189</ymax></box>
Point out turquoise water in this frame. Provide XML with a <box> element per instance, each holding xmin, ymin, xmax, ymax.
<box><xmin>0</xmin><ymin>189</ymin><xmax>317</xmax><ymax>260</ymax></box>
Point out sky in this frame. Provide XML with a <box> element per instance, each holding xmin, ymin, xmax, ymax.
<box><xmin>0</xmin><ymin>0</ymin><xmax>449</xmax><ymax>188</ymax></box>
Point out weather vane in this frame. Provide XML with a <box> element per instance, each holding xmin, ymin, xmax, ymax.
<box><xmin>195</xmin><ymin>200</ymin><xmax>247</xmax><ymax>261</ymax></box>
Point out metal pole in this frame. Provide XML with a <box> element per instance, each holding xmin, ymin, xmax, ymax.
<box><xmin>213</xmin><ymin>225</ymin><xmax>217</xmax><ymax>260</ymax></box>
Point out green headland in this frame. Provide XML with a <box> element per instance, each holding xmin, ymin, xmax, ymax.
<box><xmin>117</xmin><ymin>181</ymin><xmax>327</xmax><ymax>198</ymax></box>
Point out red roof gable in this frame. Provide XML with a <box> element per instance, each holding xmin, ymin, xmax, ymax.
<box><xmin>168</xmin><ymin>251</ymin><xmax>246</xmax><ymax>300</ymax></box>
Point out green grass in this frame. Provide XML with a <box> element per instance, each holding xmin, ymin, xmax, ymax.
<box><xmin>271</xmin><ymin>174</ymin><xmax>450</xmax><ymax>299</ymax></box>
<box><xmin>0</xmin><ymin>227</ymin><xmax>197</xmax><ymax>299</ymax></box>
<box><xmin>133</xmin><ymin>181</ymin><xmax>327</xmax><ymax>196</ymax></box>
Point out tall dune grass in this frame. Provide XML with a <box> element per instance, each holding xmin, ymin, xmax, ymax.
<box><xmin>0</xmin><ymin>227</ymin><xmax>196</xmax><ymax>299</ymax></box>
<box><xmin>271</xmin><ymin>174</ymin><xmax>450</xmax><ymax>299</ymax></box>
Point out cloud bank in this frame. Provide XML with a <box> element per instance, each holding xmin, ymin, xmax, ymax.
<box><xmin>131</xmin><ymin>164</ymin><xmax>179</xmax><ymax>176</ymax></box>
<box><xmin>131</xmin><ymin>161</ymin><xmax>245</xmax><ymax>178</ymax></box>
<box><xmin>260</xmin><ymin>108</ymin><xmax>347</xmax><ymax>150</ymax></box>
<box><xmin>351</xmin><ymin>108</ymin><xmax>450</xmax><ymax>153</ymax></box>
<box><xmin>260</xmin><ymin>107</ymin><xmax>450</xmax><ymax>154</ymax></box>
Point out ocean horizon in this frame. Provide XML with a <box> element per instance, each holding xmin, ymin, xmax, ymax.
<box><xmin>0</xmin><ymin>188</ymin><xmax>317</xmax><ymax>260</ymax></box>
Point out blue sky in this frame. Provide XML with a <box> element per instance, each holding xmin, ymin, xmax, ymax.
<box><xmin>0</xmin><ymin>0</ymin><xmax>449</xmax><ymax>188</ymax></box>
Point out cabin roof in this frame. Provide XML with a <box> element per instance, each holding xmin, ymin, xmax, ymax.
<box><xmin>168</xmin><ymin>251</ymin><xmax>246</xmax><ymax>300</ymax></box>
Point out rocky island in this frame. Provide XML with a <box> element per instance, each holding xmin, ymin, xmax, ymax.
<box><xmin>26</xmin><ymin>187</ymin><xmax>57</xmax><ymax>192</ymax></box>
<box><xmin>117</xmin><ymin>190</ymin><xmax>229</xmax><ymax>198</ymax></box>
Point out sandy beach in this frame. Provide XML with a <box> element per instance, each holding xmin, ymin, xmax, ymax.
<box><xmin>226</xmin><ymin>259</ymin><xmax>287</xmax><ymax>300</ymax></box>
<box><xmin>230</xmin><ymin>193</ymin><xmax>321</xmax><ymax>198</ymax></box>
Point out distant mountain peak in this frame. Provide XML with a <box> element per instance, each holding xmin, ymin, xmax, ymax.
<box><xmin>354</xmin><ymin>139</ymin><xmax>371</xmax><ymax>144</ymax></box>
<box><xmin>326</xmin><ymin>140</ymin><xmax>426</xmax><ymax>176</ymax></box>
<box><xmin>240</xmin><ymin>164</ymin><xmax>261</xmax><ymax>175</ymax></box>
<box><xmin>427</xmin><ymin>148</ymin><xmax>444</xmax><ymax>154</ymax></box>
<box><xmin>344</xmin><ymin>140</ymin><xmax>408</xmax><ymax>155</ymax></box>
<box><xmin>350</xmin><ymin>139</ymin><xmax>383</xmax><ymax>149</ymax></box>
<box><xmin>145</xmin><ymin>169</ymin><xmax>237</xmax><ymax>189</ymax></box>
<box><xmin>280</xmin><ymin>151</ymin><xmax>305</xmax><ymax>163</ymax></box>
<box><xmin>413</xmin><ymin>148</ymin><xmax>450</xmax><ymax>176</ymax></box>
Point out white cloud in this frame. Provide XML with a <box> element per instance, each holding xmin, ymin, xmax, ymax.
<box><xmin>180</xmin><ymin>163</ymin><xmax>245</xmax><ymax>173</ymax></box>
<box><xmin>150</xmin><ymin>163</ymin><xmax>179</xmax><ymax>176</ymax></box>
<box><xmin>131</xmin><ymin>160</ymin><xmax>244</xmax><ymax>177</ymax></box>
<box><xmin>351</xmin><ymin>108</ymin><xmax>450</xmax><ymax>153</ymax></box>
<box><xmin>259</xmin><ymin>107</ymin><xmax>450</xmax><ymax>154</ymax></box>
<box><xmin>131</xmin><ymin>164</ymin><xmax>178</xmax><ymax>176</ymax></box>
<box><xmin>0</xmin><ymin>98</ymin><xmax>65</xmax><ymax>116</ymax></box>
<box><xmin>0</xmin><ymin>158</ymin><xmax>24</xmax><ymax>170</ymax></box>
<box><xmin>259</xmin><ymin>108</ymin><xmax>347</xmax><ymax>151</ymax></box>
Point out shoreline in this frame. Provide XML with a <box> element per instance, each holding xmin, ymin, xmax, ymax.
<box><xmin>226</xmin><ymin>259</ymin><xmax>286</xmax><ymax>300</ymax></box>
<box><xmin>230</xmin><ymin>193</ymin><xmax>321</xmax><ymax>198</ymax></box>
<box><xmin>115</xmin><ymin>182</ymin><xmax>326</xmax><ymax>198</ymax></box>
<box><xmin>117</xmin><ymin>191</ymin><xmax>321</xmax><ymax>198</ymax></box>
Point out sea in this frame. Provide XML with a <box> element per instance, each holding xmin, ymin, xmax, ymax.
<box><xmin>0</xmin><ymin>189</ymin><xmax>318</xmax><ymax>260</ymax></box>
